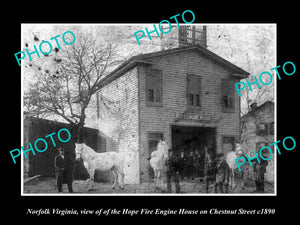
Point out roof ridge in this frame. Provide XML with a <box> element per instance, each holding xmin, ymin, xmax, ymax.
<box><xmin>96</xmin><ymin>45</ymin><xmax>250</xmax><ymax>90</ymax></box>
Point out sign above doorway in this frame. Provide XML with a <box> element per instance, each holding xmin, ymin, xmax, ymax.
<box><xmin>175</xmin><ymin>111</ymin><xmax>212</xmax><ymax>123</ymax></box>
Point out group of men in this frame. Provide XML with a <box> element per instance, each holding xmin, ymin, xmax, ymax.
<box><xmin>166</xmin><ymin>147</ymin><xmax>268</xmax><ymax>194</ymax></box>
<box><xmin>177</xmin><ymin>151</ymin><xmax>202</xmax><ymax>180</ymax></box>
<box><xmin>53</xmin><ymin>146</ymin><xmax>268</xmax><ymax>194</ymax></box>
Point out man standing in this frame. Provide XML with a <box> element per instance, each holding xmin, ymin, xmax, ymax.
<box><xmin>193</xmin><ymin>150</ymin><xmax>201</xmax><ymax>178</ymax></box>
<box><xmin>215</xmin><ymin>153</ymin><xmax>231</xmax><ymax>193</ymax></box>
<box><xmin>166</xmin><ymin>150</ymin><xmax>181</xmax><ymax>193</ymax></box>
<box><xmin>179</xmin><ymin>151</ymin><xmax>186</xmax><ymax>180</ymax></box>
<box><xmin>253</xmin><ymin>159</ymin><xmax>268</xmax><ymax>193</ymax></box>
<box><xmin>186</xmin><ymin>151</ymin><xmax>195</xmax><ymax>180</ymax></box>
<box><xmin>54</xmin><ymin>147</ymin><xmax>75</xmax><ymax>193</ymax></box>
<box><xmin>204</xmin><ymin>148</ymin><xmax>217</xmax><ymax>193</ymax></box>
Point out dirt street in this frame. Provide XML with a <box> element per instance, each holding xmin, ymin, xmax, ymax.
<box><xmin>24</xmin><ymin>177</ymin><xmax>274</xmax><ymax>194</ymax></box>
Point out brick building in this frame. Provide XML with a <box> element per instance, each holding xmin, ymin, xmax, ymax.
<box><xmin>241</xmin><ymin>101</ymin><xmax>275</xmax><ymax>182</ymax></box>
<box><xmin>96</xmin><ymin>26</ymin><xmax>250</xmax><ymax>184</ymax></box>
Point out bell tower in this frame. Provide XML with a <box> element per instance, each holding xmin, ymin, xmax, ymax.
<box><xmin>160</xmin><ymin>25</ymin><xmax>207</xmax><ymax>50</ymax></box>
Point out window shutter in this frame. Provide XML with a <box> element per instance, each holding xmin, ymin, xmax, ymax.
<box><xmin>154</xmin><ymin>69</ymin><xmax>162</xmax><ymax>103</ymax></box>
<box><xmin>187</xmin><ymin>74</ymin><xmax>201</xmax><ymax>108</ymax></box>
<box><xmin>221</xmin><ymin>78</ymin><xmax>227</xmax><ymax>109</ymax></box>
<box><xmin>269</xmin><ymin>122</ymin><xmax>274</xmax><ymax>135</ymax></box>
<box><xmin>221</xmin><ymin>78</ymin><xmax>234</xmax><ymax>112</ymax></box>
<box><xmin>146</xmin><ymin>68</ymin><xmax>162</xmax><ymax>106</ymax></box>
<box><xmin>146</xmin><ymin>68</ymin><xmax>152</xmax><ymax>102</ymax></box>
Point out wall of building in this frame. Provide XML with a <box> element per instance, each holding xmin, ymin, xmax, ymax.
<box><xmin>241</xmin><ymin>103</ymin><xmax>275</xmax><ymax>182</ymax></box>
<box><xmin>97</xmin><ymin>68</ymin><xmax>140</xmax><ymax>184</ymax></box>
<box><xmin>137</xmin><ymin>49</ymin><xmax>242</xmax><ymax>181</ymax></box>
<box><xmin>23</xmin><ymin>116</ymin><xmax>102</xmax><ymax>180</ymax></box>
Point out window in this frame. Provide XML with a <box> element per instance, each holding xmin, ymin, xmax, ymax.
<box><xmin>188</xmin><ymin>94</ymin><xmax>194</xmax><ymax>106</ymax></box>
<box><xmin>146</xmin><ymin>68</ymin><xmax>163</xmax><ymax>107</ymax></box>
<box><xmin>269</xmin><ymin>122</ymin><xmax>274</xmax><ymax>135</ymax></box>
<box><xmin>195</xmin><ymin>94</ymin><xmax>200</xmax><ymax>106</ymax></box>
<box><xmin>148</xmin><ymin>89</ymin><xmax>154</xmax><ymax>102</ymax></box>
<box><xmin>256</xmin><ymin>122</ymin><xmax>274</xmax><ymax>136</ymax></box>
<box><xmin>257</xmin><ymin>123</ymin><xmax>267</xmax><ymax>136</ymax></box>
<box><xmin>187</xmin><ymin>74</ymin><xmax>201</xmax><ymax>108</ymax></box>
<box><xmin>222</xmin><ymin>136</ymin><xmax>236</xmax><ymax>155</ymax></box>
<box><xmin>221</xmin><ymin>78</ymin><xmax>234</xmax><ymax>112</ymax></box>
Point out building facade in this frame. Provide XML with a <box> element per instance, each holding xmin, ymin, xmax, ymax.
<box><xmin>96</xmin><ymin>41</ymin><xmax>249</xmax><ymax>184</ymax></box>
<box><xmin>241</xmin><ymin>101</ymin><xmax>275</xmax><ymax>182</ymax></box>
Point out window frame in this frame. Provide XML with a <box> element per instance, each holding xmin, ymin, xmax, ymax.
<box><xmin>186</xmin><ymin>74</ymin><xmax>202</xmax><ymax>110</ymax></box>
<box><xmin>146</xmin><ymin>68</ymin><xmax>163</xmax><ymax>107</ymax></box>
<box><xmin>145</xmin><ymin>68</ymin><xmax>163</xmax><ymax>107</ymax></box>
<box><xmin>221</xmin><ymin>78</ymin><xmax>235</xmax><ymax>113</ymax></box>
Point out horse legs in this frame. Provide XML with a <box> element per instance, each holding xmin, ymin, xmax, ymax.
<box><xmin>153</xmin><ymin>170</ymin><xmax>158</xmax><ymax>191</ymax></box>
<box><xmin>231</xmin><ymin>170</ymin><xmax>235</xmax><ymax>189</ymax></box>
<box><xmin>157</xmin><ymin>170</ymin><xmax>162</xmax><ymax>189</ymax></box>
<box><xmin>232</xmin><ymin>170</ymin><xmax>235</xmax><ymax>189</ymax></box>
<box><xmin>118</xmin><ymin>170</ymin><xmax>125</xmax><ymax>190</ymax></box>
<box><xmin>88</xmin><ymin>168</ymin><xmax>95</xmax><ymax>191</ymax></box>
<box><xmin>111</xmin><ymin>169</ymin><xmax>118</xmax><ymax>189</ymax></box>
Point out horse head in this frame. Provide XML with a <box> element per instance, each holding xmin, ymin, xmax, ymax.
<box><xmin>75</xmin><ymin>143</ymin><xmax>85</xmax><ymax>160</ymax></box>
<box><xmin>157</xmin><ymin>140</ymin><xmax>169</xmax><ymax>160</ymax></box>
<box><xmin>235</xmin><ymin>143</ymin><xmax>244</xmax><ymax>157</ymax></box>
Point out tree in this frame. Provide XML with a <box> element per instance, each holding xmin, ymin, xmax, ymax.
<box><xmin>207</xmin><ymin>25</ymin><xmax>276</xmax><ymax>116</ymax></box>
<box><xmin>24</xmin><ymin>28</ymin><xmax>120</xmax><ymax>137</ymax></box>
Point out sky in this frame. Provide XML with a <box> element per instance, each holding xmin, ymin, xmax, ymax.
<box><xmin>21</xmin><ymin>23</ymin><xmax>276</xmax><ymax>126</ymax></box>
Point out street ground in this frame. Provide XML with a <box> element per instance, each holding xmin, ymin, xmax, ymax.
<box><xmin>23</xmin><ymin>177</ymin><xmax>274</xmax><ymax>194</ymax></box>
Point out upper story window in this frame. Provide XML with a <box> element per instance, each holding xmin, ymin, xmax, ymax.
<box><xmin>186</xmin><ymin>74</ymin><xmax>201</xmax><ymax>109</ymax></box>
<box><xmin>256</xmin><ymin>122</ymin><xmax>274</xmax><ymax>136</ymax></box>
<box><xmin>146</xmin><ymin>68</ymin><xmax>162</xmax><ymax>107</ymax></box>
<box><xmin>221</xmin><ymin>78</ymin><xmax>235</xmax><ymax>112</ymax></box>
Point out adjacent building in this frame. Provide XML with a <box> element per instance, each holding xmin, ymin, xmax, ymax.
<box><xmin>241</xmin><ymin>101</ymin><xmax>275</xmax><ymax>182</ymax></box>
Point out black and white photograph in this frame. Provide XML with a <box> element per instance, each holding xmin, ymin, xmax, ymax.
<box><xmin>21</xmin><ymin>23</ymin><xmax>276</xmax><ymax>195</ymax></box>
<box><xmin>3</xmin><ymin>5</ymin><xmax>298</xmax><ymax>220</ymax></box>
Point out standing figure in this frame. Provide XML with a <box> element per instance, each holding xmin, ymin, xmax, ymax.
<box><xmin>193</xmin><ymin>150</ymin><xmax>201</xmax><ymax>178</ymax></box>
<box><xmin>166</xmin><ymin>150</ymin><xmax>181</xmax><ymax>193</ymax></box>
<box><xmin>215</xmin><ymin>153</ymin><xmax>231</xmax><ymax>193</ymax></box>
<box><xmin>186</xmin><ymin>151</ymin><xmax>195</xmax><ymax>180</ymax></box>
<box><xmin>179</xmin><ymin>151</ymin><xmax>186</xmax><ymax>180</ymax></box>
<box><xmin>54</xmin><ymin>147</ymin><xmax>75</xmax><ymax>193</ymax></box>
<box><xmin>253</xmin><ymin>159</ymin><xmax>268</xmax><ymax>193</ymax></box>
<box><xmin>204</xmin><ymin>147</ymin><xmax>217</xmax><ymax>193</ymax></box>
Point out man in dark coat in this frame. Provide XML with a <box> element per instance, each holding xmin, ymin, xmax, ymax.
<box><xmin>253</xmin><ymin>159</ymin><xmax>268</xmax><ymax>193</ymax></box>
<box><xmin>193</xmin><ymin>150</ymin><xmax>201</xmax><ymax>178</ymax></box>
<box><xmin>54</xmin><ymin>147</ymin><xmax>75</xmax><ymax>193</ymax></box>
<box><xmin>178</xmin><ymin>151</ymin><xmax>186</xmax><ymax>180</ymax></box>
<box><xmin>204</xmin><ymin>149</ymin><xmax>217</xmax><ymax>193</ymax></box>
<box><xmin>166</xmin><ymin>150</ymin><xmax>181</xmax><ymax>193</ymax></box>
<box><xmin>186</xmin><ymin>151</ymin><xmax>195</xmax><ymax>180</ymax></box>
<box><xmin>214</xmin><ymin>153</ymin><xmax>231</xmax><ymax>193</ymax></box>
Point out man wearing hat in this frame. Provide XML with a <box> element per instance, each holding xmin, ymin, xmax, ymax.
<box><xmin>214</xmin><ymin>153</ymin><xmax>231</xmax><ymax>193</ymax></box>
<box><xmin>253</xmin><ymin>150</ymin><xmax>269</xmax><ymax>193</ymax></box>
<box><xmin>166</xmin><ymin>150</ymin><xmax>181</xmax><ymax>193</ymax></box>
<box><xmin>54</xmin><ymin>147</ymin><xmax>74</xmax><ymax>193</ymax></box>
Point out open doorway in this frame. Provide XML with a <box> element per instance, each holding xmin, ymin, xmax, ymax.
<box><xmin>171</xmin><ymin>125</ymin><xmax>216</xmax><ymax>178</ymax></box>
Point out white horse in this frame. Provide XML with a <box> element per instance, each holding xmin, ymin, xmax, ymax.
<box><xmin>75</xmin><ymin>143</ymin><xmax>125</xmax><ymax>191</ymax></box>
<box><xmin>225</xmin><ymin>143</ymin><xmax>244</xmax><ymax>189</ymax></box>
<box><xmin>149</xmin><ymin>140</ymin><xmax>169</xmax><ymax>191</ymax></box>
